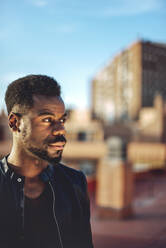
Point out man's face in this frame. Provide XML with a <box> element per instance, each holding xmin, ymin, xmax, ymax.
<box><xmin>19</xmin><ymin>95</ymin><xmax>67</xmax><ymax>164</ymax></box>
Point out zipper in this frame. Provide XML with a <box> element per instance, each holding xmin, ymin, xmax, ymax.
<box><xmin>49</xmin><ymin>181</ymin><xmax>64</xmax><ymax>248</ymax></box>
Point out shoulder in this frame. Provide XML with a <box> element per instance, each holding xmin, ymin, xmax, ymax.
<box><xmin>58</xmin><ymin>163</ymin><xmax>84</xmax><ymax>178</ymax></box>
<box><xmin>57</xmin><ymin>163</ymin><xmax>87</xmax><ymax>192</ymax></box>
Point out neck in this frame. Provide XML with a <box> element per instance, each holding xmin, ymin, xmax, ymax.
<box><xmin>7</xmin><ymin>147</ymin><xmax>48</xmax><ymax>178</ymax></box>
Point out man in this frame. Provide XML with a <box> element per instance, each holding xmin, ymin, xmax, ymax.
<box><xmin>0</xmin><ymin>75</ymin><xmax>93</xmax><ymax>248</ymax></box>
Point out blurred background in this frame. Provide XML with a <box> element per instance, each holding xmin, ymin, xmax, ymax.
<box><xmin>0</xmin><ymin>0</ymin><xmax>166</xmax><ymax>247</ymax></box>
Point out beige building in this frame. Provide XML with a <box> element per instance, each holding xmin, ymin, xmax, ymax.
<box><xmin>63</xmin><ymin>109</ymin><xmax>107</xmax><ymax>185</ymax></box>
<box><xmin>138</xmin><ymin>94</ymin><xmax>164</xmax><ymax>142</ymax></box>
<box><xmin>128</xmin><ymin>142</ymin><xmax>166</xmax><ymax>172</ymax></box>
<box><xmin>92</xmin><ymin>40</ymin><xmax>166</xmax><ymax>121</ymax></box>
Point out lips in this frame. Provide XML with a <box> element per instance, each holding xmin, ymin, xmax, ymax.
<box><xmin>48</xmin><ymin>142</ymin><xmax>65</xmax><ymax>151</ymax></box>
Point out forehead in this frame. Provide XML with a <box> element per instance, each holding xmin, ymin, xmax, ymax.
<box><xmin>32</xmin><ymin>95</ymin><xmax>65</xmax><ymax>114</ymax></box>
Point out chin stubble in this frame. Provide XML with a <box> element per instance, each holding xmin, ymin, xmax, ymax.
<box><xmin>28</xmin><ymin>147</ymin><xmax>62</xmax><ymax>165</ymax></box>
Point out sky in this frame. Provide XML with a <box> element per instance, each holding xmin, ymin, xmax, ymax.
<box><xmin>0</xmin><ymin>0</ymin><xmax>166</xmax><ymax>112</ymax></box>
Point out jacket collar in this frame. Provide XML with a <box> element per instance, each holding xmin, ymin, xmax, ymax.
<box><xmin>0</xmin><ymin>156</ymin><xmax>56</xmax><ymax>183</ymax></box>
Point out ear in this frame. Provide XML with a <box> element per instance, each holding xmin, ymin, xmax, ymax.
<box><xmin>8</xmin><ymin>112</ymin><xmax>21</xmax><ymax>132</ymax></box>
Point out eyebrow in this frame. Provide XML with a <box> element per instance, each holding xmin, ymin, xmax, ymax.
<box><xmin>38</xmin><ymin>110</ymin><xmax>67</xmax><ymax>119</ymax></box>
<box><xmin>38</xmin><ymin>110</ymin><xmax>55</xmax><ymax>117</ymax></box>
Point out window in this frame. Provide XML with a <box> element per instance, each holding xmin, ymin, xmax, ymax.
<box><xmin>77</xmin><ymin>131</ymin><xmax>87</xmax><ymax>141</ymax></box>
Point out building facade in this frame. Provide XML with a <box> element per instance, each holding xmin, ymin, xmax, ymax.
<box><xmin>91</xmin><ymin>40</ymin><xmax>166</xmax><ymax>121</ymax></box>
<box><xmin>62</xmin><ymin>109</ymin><xmax>106</xmax><ymax>190</ymax></box>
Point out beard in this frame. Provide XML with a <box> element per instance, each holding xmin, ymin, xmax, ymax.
<box><xmin>22</xmin><ymin>127</ymin><xmax>66</xmax><ymax>165</ymax></box>
<box><xmin>27</xmin><ymin>147</ymin><xmax>62</xmax><ymax>165</ymax></box>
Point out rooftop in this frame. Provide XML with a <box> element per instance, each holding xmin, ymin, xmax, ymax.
<box><xmin>91</xmin><ymin>171</ymin><xmax>166</xmax><ymax>248</ymax></box>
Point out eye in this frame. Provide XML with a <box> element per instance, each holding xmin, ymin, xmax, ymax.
<box><xmin>42</xmin><ymin>117</ymin><xmax>53</xmax><ymax>123</ymax></box>
<box><xmin>59</xmin><ymin>117</ymin><xmax>67</xmax><ymax>124</ymax></box>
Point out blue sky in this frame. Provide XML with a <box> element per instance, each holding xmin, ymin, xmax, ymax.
<box><xmin>0</xmin><ymin>0</ymin><xmax>166</xmax><ymax>111</ymax></box>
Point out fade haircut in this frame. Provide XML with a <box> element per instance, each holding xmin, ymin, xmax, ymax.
<box><xmin>5</xmin><ymin>74</ymin><xmax>61</xmax><ymax>114</ymax></box>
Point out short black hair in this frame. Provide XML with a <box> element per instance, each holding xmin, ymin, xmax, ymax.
<box><xmin>5</xmin><ymin>74</ymin><xmax>61</xmax><ymax>114</ymax></box>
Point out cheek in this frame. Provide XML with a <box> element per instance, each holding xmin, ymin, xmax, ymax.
<box><xmin>21</xmin><ymin>127</ymin><xmax>32</xmax><ymax>142</ymax></box>
<box><xmin>28</xmin><ymin>126</ymin><xmax>49</xmax><ymax>143</ymax></box>
<box><xmin>21</xmin><ymin>122</ymin><xmax>34</xmax><ymax>142</ymax></box>
<box><xmin>21</xmin><ymin>119</ymin><xmax>50</xmax><ymax>143</ymax></box>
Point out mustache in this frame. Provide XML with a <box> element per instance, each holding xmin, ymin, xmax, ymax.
<box><xmin>44</xmin><ymin>135</ymin><xmax>67</xmax><ymax>145</ymax></box>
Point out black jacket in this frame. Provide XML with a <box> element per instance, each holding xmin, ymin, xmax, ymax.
<box><xmin>0</xmin><ymin>157</ymin><xmax>93</xmax><ymax>248</ymax></box>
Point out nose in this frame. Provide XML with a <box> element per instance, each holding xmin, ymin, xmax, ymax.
<box><xmin>52</xmin><ymin>122</ymin><xmax>66</xmax><ymax>136</ymax></box>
